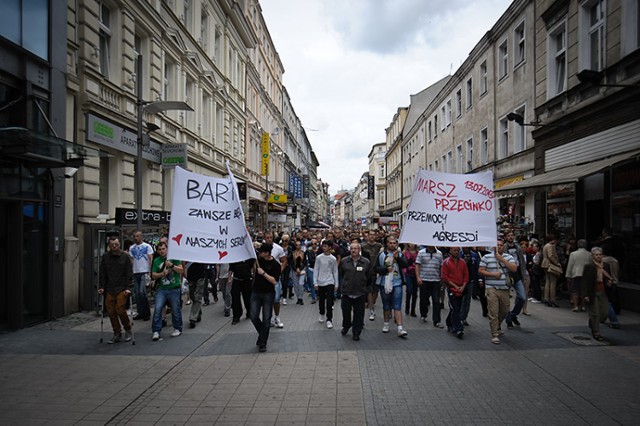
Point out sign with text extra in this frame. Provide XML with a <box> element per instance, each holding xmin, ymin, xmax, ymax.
<box><xmin>399</xmin><ymin>170</ymin><xmax>497</xmax><ymax>247</ymax></box>
<box><xmin>167</xmin><ymin>165</ymin><xmax>256</xmax><ymax>263</ymax></box>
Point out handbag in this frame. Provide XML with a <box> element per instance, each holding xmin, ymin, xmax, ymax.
<box><xmin>547</xmin><ymin>263</ymin><xmax>563</xmax><ymax>276</ymax></box>
<box><xmin>498</xmin><ymin>264</ymin><xmax>514</xmax><ymax>288</ymax></box>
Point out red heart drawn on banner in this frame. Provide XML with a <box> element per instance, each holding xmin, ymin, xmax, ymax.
<box><xmin>218</xmin><ymin>250</ymin><xmax>228</xmax><ymax>260</ymax></box>
<box><xmin>172</xmin><ymin>234</ymin><xmax>183</xmax><ymax>246</ymax></box>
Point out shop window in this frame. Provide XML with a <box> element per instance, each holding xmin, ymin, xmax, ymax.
<box><xmin>546</xmin><ymin>184</ymin><xmax>575</xmax><ymax>242</ymax></box>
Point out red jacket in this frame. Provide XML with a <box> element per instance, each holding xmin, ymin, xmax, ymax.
<box><xmin>442</xmin><ymin>256</ymin><xmax>469</xmax><ymax>297</ymax></box>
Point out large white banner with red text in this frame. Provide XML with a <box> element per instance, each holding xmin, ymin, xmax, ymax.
<box><xmin>167</xmin><ymin>165</ymin><xmax>256</xmax><ymax>263</ymax></box>
<box><xmin>399</xmin><ymin>170</ymin><xmax>497</xmax><ymax>247</ymax></box>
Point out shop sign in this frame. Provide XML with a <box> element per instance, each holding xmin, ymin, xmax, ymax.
<box><xmin>268</xmin><ymin>193</ymin><xmax>287</xmax><ymax>203</ymax></box>
<box><xmin>261</xmin><ymin>133</ymin><xmax>270</xmax><ymax>175</ymax></box>
<box><xmin>87</xmin><ymin>114</ymin><xmax>161</xmax><ymax>163</ymax></box>
<box><xmin>116</xmin><ymin>208</ymin><xmax>171</xmax><ymax>225</ymax></box>
<box><xmin>495</xmin><ymin>175</ymin><xmax>524</xmax><ymax>189</ymax></box>
<box><xmin>161</xmin><ymin>143</ymin><xmax>188</xmax><ymax>168</ymax></box>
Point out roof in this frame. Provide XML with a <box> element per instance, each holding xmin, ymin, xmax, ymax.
<box><xmin>403</xmin><ymin>76</ymin><xmax>452</xmax><ymax>136</ymax></box>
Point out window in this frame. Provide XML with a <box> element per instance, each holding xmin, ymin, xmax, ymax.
<box><xmin>200</xmin><ymin>11</ymin><xmax>208</xmax><ymax>51</ymax></box>
<box><xmin>183</xmin><ymin>0</ymin><xmax>192</xmax><ymax>32</ymax></box>
<box><xmin>163</xmin><ymin>55</ymin><xmax>176</xmax><ymax>101</ymax></box>
<box><xmin>548</xmin><ymin>21</ymin><xmax>567</xmax><ymax>97</ymax></box>
<box><xmin>214</xmin><ymin>28</ymin><xmax>222</xmax><ymax>64</ymax></box>
<box><xmin>466</xmin><ymin>138</ymin><xmax>473</xmax><ymax>172</ymax></box>
<box><xmin>580</xmin><ymin>0</ymin><xmax>606</xmax><ymax>71</ymax></box>
<box><xmin>466</xmin><ymin>78</ymin><xmax>473</xmax><ymax>109</ymax></box>
<box><xmin>428</xmin><ymin>121</ymin><xmax>432</xmax><ymax>142</ymax></box>
<box><xmin>498</xmin><ymin>39</ymin><xmax>508</xmax><ymax>79</ymax></box>
<box><xmin>420</xmin><ymin>127</ymin><xmax>425</xmax><ymax>149</ymax></box>
<box><xmin>434</xmin><ymin>160</ymin><xmax>439</xmax><ymax>171</ymax></box>
<box><xmin>456</xmin><ymin>145</ymin><xmax>463</xmax><ymax>173</ymax></box>
<box><xmin>442</xmin><ymin>155</ymin><xmax>447</xmax><ymax>172</ymax></box>
<box><xmin>481</xmin><ymin>127</ymin><xmax>488</xmax><ymax>164</ymax></box>
<box><xmin>447</xmin><ymin>151</ymin><xmax>453</xmax><ymax>172</ymax></box>
<box><xmin>185</xmin><ymin>76</ymin><xmax>195</xmax><ymax>129</ymax></box>
<box><xmin>456</xmin><ymin>90</ymin><xmax>462</xmax><ymax>118</ymax></box>
<box><xmin>621</xmin><ymin>0</ymin><xmax>640</xmax><ymax>55</ymax></box>
<box><xmin>434</xmin><ymin>114</ymin><xmax>438</xmax><ymax>136</ymax></box>
<box><xmin>380</xmin><ymin>164</ymin><xmax>385</xmax><ymax>178</ymax></box>
<box><xmin>514</xmin><ymin>106</ymin><xmax>526</xmax><ymax>153</ymax></box>
<box><xmin>0</xmin><ymin>0</ymin><xmax>49</xmax><ymax>60</ymax></box>
<box><xmin>441</xmin><ymin>106</ymin><xmax>446</xmax><ymax>130</ymax></box>
<box><xmin>446</xmin><ymin>100</ymin><xmax>452</xmax><ymax>125</ymax></box>
<box><xmin>98</xmin><ymin>1</ymin><xmax>111</xmax><ymax>78</ymax></box>
<box><xmin>499</xmin><ymin>118</ymin><xmax>509</xmax><ymax>159</ymax></box>
<box><xmin>514</xmin><ymin>20</ymin><xmax>525</xmax><ymax>66</ymax></box>
<box><xmin>480</xmin><ymin>61</ymin><xmax>488</xmax><ymax>94</ymax></box>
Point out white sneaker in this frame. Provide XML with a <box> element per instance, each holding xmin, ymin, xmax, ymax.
<box><xmin>275</xmin><ymin>317</ymin><xmax>284</xmax><ymax>328</ymax></box>
<box><xmin>124</xmin><ymin>331</ymin><xmax>132</xmax><ymax>342</ymax></box>
<box><xmin>318</xmin><ymin>315</ymin><xmax>325</xmax><ymax>323</ymax></box>
<box><xmin>152</xmin><ymin>332</ymin><xmax>160</xmax><ymax>341</ymax></box>
<box><xmin>369</xmin><ymin>311</ymin><xmax>375</xmax><ymax>321</ymax></box>
<box><xmin>382</xmin><ymin>323</ymin><xmax>390</xmax><ymax>333</ymax></box>
<box><xmin>281</xmin><ymin>298</ymin><xmax>287</xmax><ymax>305</ymax></box>
<box><xmin>398</xmin><ymin>327</ymin><xmax>408</xmax><ymax>338</ymax></box>
<box><xmin>420</xmin><ymin>317</ymin><xmax>427</xmax><ymax>323</ymax></box>
<box><xmin>171</xmin><ymin>329</ymin><xmax>181</xmax><ymax>337</ymax></box>
<box><xmin>326</xmin><ymin>320</ymin><xmax>333</xmax><ymax>329</ymax></box>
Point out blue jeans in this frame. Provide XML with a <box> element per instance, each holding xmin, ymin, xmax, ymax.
<box><xmin>608</xmin><ymin>303</ymin><xmax>620</xmax><ymax>325</ymax></box>
<box><xmin>306</xmin><ymin>267</ymin><xmax>316</xmax><ymax>301</ymax></box>
<box><xmin>250</xmin><ymin>291</ymin><xmax>275</xmax><ymax>346</ymax></box>
<box><xmin>446</xmin><ymin>290</ymin><xmax>464</xmax><ymax>332</ymax></box>
<box><xmin>152</xmin><ymin>287</ymin><xmax>182</xmax><ymax>333</ymax></box>
<box><xmin>133</xmin><ymin>273</ymin><xmax>150</xmax><ymax>319</ymax></box>
<box><xmin>460</xmin><ymin>281</ymin><xmax>474</xmax><ymax>321</ymax></box>
<box><xmin>380</xmin><ymin>285</ymin><xmax>403</xmax><ymax>311</ymax></box>
<box><xmin>507</xmin><ymin>279</ymin><xmax>526</xmax><ymax>322</ymax></box>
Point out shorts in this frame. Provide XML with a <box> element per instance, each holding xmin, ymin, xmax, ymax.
<box><xmin>379</xmin><ymin>285</ymin><xmax>403</xmax><ymax>311</ymax></box>
<box><xmin>275</xmin><ymin>280</ymin><xmax>282</xmax><ymax>301</ymax></box>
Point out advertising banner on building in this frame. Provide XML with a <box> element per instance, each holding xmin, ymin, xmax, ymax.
<box><xmin>167</xmin><ymin>165</ymin><xmax>256</xmax><ymax>263</ymax></box>
<box><xmin>86</xmin><ymin>113</ymin><xmax>162</xmax><ymax>163</ymax></box>
<box><xmin>303</xmin><ymin>174</ymin><xmax>310</xmax><ymax>198</ymax></box>
<box><xmin>367</xmin><ymin>175</ymin><xmax>375</xmax><ymax>199</ymax></box>
<box><xmin>399</xmin><ymin>170</ymin><xmax>497</xmax><ymax>247</ymax></box>
<box><xmin>261</xmin><ymin>132</ymin><xmax>270</xmax><ymax>176</ymax></box>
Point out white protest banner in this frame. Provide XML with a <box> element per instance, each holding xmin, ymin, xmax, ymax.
<box><xmin>399</xmin><ymin>169</ymin><xmax>497</xmax><ymax>247</ymax></box>
<box><xmin>167</xmin><ymin>165</ymin><xmax>256</xmax><ymax>263</ymax></box>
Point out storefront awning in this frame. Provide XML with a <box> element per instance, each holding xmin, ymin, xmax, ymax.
<box><xmin>0</xmin><ymin>127</ymin><xmax>105</xmax><ymax>168</ymax></box>
<box><xmin>496</xmin><ymin>150</ymin><xmax>640</xmax><ymax>192</ymax></box>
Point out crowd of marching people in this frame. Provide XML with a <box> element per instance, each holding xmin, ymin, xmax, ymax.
<box><xmin>98</xmin><ymin>226</ymin><xmax>625</xmax><ymax>349</ymax></box>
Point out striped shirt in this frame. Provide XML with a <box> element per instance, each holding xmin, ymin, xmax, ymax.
<box><xmin>479</xmin><ymin>252</ymin><xmax>516</xmax><ymax>289</ymax></box>
<box><xmin>415</xmin><ymin>248</ymin><xmax>443</xmax><ymax>282</ymax></box>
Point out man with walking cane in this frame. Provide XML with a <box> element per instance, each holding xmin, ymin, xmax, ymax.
<box><xmin>98</xmin><ymin>237</ymin><xmax>134</xmax><ymax>344</ymax></box>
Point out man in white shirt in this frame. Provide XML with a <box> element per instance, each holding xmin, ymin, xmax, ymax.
<box><xmin>264</xmin><ymin>232</ymin><xmax>286</xmax><ymax>328</ymax></box>
<box><xmin>314</xmin><ymin>240</ymin><xmax>339</xmax><ymax>329</ymax></box>
<box><xmin>129</xmin><ymin>231</ymin><xmax>154</xmax><ymax>321</ymax></box>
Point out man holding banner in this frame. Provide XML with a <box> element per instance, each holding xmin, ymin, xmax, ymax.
<box><xmin>479</xmin><ymin>238</ymin><xmax>517</xmax><ymax>344</ymax></box>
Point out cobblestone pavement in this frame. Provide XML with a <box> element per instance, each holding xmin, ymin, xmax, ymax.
<box><xmin>1</xmin><ymin>291</ymin><xmax>639</xmax><ymax>425</ymax></box>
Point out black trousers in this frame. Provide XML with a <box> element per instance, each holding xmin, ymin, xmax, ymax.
<box><xmin>341</xmin><ymin>295</ymin><xmax>365</xmax><ymax>337</ymax></box>
<box><xmin>317</xmin><ymin>285</ymin><xmax>335</xmax><ymax>320</ymax></box>
<box><xmin>231</xmin><ymin>278</ymin><xmax>252</xmax><ymax>321</ymax></box>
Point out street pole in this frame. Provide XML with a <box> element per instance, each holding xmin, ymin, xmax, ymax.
<box><xmin>136</xmin><ymin>54</ymin><xmax>143</xmax><ymax>230</ymax></box>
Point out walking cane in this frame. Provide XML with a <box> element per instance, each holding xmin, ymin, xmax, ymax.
<box><xmin>129</xmin><ymin>293</ymin><xmax>136</xmax><ymax>346</ymax></box>
<box><xmin>99</xmin><ymin>292</ymin><xmax>105</xmax><ymax>343</ymax></box>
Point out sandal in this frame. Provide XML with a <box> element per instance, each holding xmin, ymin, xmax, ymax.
<box><xmin>186</xmin><ymin>300</ymin><xmax>192</xmax><ymax>305</ymax></box>
<box><xmin>592</xmin><ymin>334</ymin><xmax>605</xmax><ymax>341</ymax></box>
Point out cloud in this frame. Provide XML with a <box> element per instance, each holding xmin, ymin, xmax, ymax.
<box><xmin>260</xmin><ymin>0</ymin><xmax>512</xmax><ymax>194</ymax></box>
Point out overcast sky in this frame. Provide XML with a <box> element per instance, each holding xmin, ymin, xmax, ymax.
<box><xmin>260</xmin><ymin>0</ymin><xmax>513</xmax><ymax>195</ymax></box>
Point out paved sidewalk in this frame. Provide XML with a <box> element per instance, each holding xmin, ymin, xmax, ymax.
<box><xmin>1</xmin><ymin>291</ymin><xmax>639</xmax><ymax>425</ymax></box>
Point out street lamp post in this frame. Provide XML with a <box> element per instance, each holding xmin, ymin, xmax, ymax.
<box><xmin>135</xmin><ymin>54</ymin><xmax>193</xmax><ymax>230</ymax></box>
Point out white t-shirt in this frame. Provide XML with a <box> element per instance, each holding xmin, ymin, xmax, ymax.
<box><xmin>130</xmin><ymin>242</ymin><xmax>154</xmax><ymax>273</ymax></box>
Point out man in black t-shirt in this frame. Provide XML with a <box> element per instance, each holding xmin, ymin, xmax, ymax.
<box><xmin>251</xmin><ymin>243</ymin><xmax>282</xmax><ymax>352</ymax></box>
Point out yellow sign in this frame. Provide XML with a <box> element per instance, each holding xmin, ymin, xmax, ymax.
<box><xmin>261</xmin><ymin>132</ymin><xmax>270</xmax><ymax>175</ymax></box>
<box><xmin>268</xmin><ymin>194</ymin><xmax>287</xmax><ymax>203</ymax></box>
<box><xmin>495</xmin><ymin>175</ymin><xmax>524</xmax><ymax>189</ymax></box>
